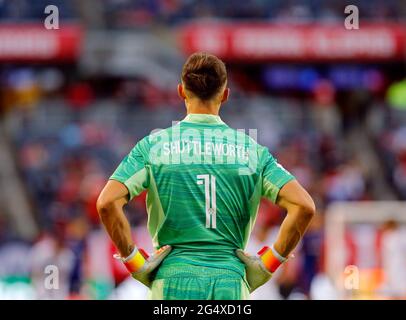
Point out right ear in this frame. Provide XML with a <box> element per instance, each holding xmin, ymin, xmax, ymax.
<box><xmin>178</xmin><ymin>84</ymin><xmax>186</xmax><ymax>100</ymax></box>
<box><xmin>221</xmin><ymin>88</ymin><xmax>230</xmax><ymax>103</ymax></box>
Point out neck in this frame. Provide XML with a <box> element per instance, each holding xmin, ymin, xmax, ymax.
<box><xmin>186</xmin><ymin>100</ymin><xmax>220</xmax><ymax>116</ymax></box>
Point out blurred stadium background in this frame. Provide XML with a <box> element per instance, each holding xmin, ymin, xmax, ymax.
<box><xmin>0</xmin><ymin>0</ymin><xmax>406</xmax><ymax>300</ymax></box>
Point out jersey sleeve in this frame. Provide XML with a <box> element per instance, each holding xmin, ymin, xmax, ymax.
<box><xmin>260</xmin><ymin>148</ymin><xmax>295</xmax><ymax>203</ymax></box>
<box><xmin>109</xmin><ymin>138</ymin><xmax>150</xmax><ymax>201</ymax></box>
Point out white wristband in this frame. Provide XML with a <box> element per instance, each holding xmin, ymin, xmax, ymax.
<box><xmin>113</xmin><ymin>246</ymin><xmax>138</xmax><ymax>262</ymax></box>
<box><xmin>271</xmin><ymin>245</ymin><xmax>288</xmax><ymax>263</ymax></box>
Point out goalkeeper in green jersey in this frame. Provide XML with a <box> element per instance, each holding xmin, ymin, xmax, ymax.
<box><xmin>97</xmin><ymin>52</ymin><xmax>315</xmax><ymax>300</ymax></box>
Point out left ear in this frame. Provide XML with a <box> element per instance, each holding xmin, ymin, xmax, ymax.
<box><xmin>221</xmin><ymin>88</ymin><xmax>230</xmax><ymax>103</ymax></box>
<box><xmin>178</xmin><ymin>84</ymin><xmax>186</xmax><ymax>100</ymax></box>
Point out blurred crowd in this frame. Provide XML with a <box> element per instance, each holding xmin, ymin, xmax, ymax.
<box><xmin>378</xmin><ymin>120</ymin><xmax>406</xmax><ymax>199</ymax></box>
<box><xmin>1</xmin><ymin>0</ymin><xmax>405</xmax><ymax>26</ymax></box>
<box><xmin>100</xmin><ymin>0</ymin><xmax>406</xmax><ymax>26</ymax></box>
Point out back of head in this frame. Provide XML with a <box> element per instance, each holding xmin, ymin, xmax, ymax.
<box><xmin>181</xmin><ymin>52</ymin><xmax>227</xmax><ymax>101</ymax></box>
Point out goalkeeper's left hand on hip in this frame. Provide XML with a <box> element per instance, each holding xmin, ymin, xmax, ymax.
<box><xmin>236</xmin><ymin>245</ymin><xmax>288</xmax><ymax>293</ymax></box>
<box><xmin>114</xmin><ymin>245</ymin><xmax>172</xmax><ymax>288</ymax></box>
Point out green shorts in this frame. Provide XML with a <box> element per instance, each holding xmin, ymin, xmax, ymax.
<box><xmin>148</xmin><ymin>265</ymin><xmax>250</xmax><ymax>300</ymax></box>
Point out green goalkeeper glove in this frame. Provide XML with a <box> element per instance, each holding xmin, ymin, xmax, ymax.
<box><xmin>236</xmin><ymin>245</ymin><xmax>288</xmax><ymax>293</ymax></box>
<box><xmin>114</xmin><ymin>245</ymin><xmax>172</xmax><ymax>288</ymax></box>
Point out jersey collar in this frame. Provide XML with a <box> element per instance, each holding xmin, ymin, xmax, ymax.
<box><xmin>181</xmin><ymin>113</ymin><xmax>225</xmax><ymax>125</ymax></box>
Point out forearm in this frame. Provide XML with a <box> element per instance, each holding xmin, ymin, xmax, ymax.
<box><xmin>273</xmin><ymin>204</ymin><xmax>314</xmax><ymax>257</ymax></box>
<box><xmin>98</xmin><ymin>198</ymin><xmax>134</xmax><ymax>257</ymax></box>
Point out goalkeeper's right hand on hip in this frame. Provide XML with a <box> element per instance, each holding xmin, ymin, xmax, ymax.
<box><xmin>236</xmin><ymin>245</ymin><xmax>289</xmax><ymax>293</ymax></box>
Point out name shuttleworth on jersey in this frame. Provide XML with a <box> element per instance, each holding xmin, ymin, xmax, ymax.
<box><xmin>148</xmin><ymin>126</ymin><xmax>260</xmax><ymax>171</ymax></box>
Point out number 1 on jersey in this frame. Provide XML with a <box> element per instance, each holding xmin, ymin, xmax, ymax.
<box><xmin>197</xmin><ymin>174</ymin><xmax>216</xmax><ymax>229</ymax></box>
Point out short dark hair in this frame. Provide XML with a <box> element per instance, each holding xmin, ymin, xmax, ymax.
<box><xmin>181</xmin><ymin>52</ymin><xmax>227</xmax><ymax>100</ymax></box>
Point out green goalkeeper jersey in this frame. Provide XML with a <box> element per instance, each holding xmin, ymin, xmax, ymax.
<box><xmin>110</xmin><ymin>113</ymin><xmax>294</xmax><ymax>278</ymax></box>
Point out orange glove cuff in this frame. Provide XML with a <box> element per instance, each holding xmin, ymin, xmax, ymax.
<box><xmin>114</xmin><ymin>247</ymin><xmax>147</xmax><ymax>273</ymax></box>
<box><xmin>258</xmin><ymin>245</ymin><xmax>287</xmax><ymax>273</ymax></box>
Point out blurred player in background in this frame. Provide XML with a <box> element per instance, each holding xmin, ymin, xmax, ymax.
<box><xmin>97</xmin><ymin>52</ymin><xmax>315</xmax><ymax>300</ymax></box>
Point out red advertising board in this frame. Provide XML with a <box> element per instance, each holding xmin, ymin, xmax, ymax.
<box><xmin>179</xmin><ymin>22</ymin><xmax>406</xmax><ymax>62</ymax></box>
<box><xmin>0</xmin><ymin>24</ymin><xmax>82</xmax><ymax>62</ymax></box>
